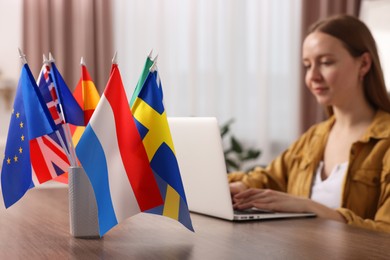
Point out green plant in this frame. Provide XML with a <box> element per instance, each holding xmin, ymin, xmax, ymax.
<box><xmin>220</xmin><ymin>119</ymin><xmax>261</xmax><ymax>172</ymax></box>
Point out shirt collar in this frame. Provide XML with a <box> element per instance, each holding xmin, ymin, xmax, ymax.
<box><xmin>362</xmin><ymin>110</ymin><xmax>390</xmax><ymax>141</ymax></box>
<box><xmin>313</xmin><ymin>110</ymin><xmax>390</xmax><ymax>142</ymax></box>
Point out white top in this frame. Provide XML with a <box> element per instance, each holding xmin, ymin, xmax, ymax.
<box><xmin>310</xmin><ymin>161</ymin><xmax>348</xmax><ymax>209</ymax></box>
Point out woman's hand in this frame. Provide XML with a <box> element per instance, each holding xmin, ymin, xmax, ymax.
<box><xmin>233</xmin><ymin>188</ymin><xmax>308</xmax><ymax>212</ymax></box>
<box><xmin>233</xmin><ymin>188</ymin><xmax>347</xmax><ymax>223</ymax></box>
<box><xmin>229</xmin><ymin>181</ymin><xmax>248</xmax><ymax>196</ymax></box>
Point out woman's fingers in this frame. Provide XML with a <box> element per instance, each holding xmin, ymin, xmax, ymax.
<box><xmin>233</xmin><ymin>189</ymin><xmax>273</xmax><ymax>209</ymax></box>
<box><xmin>233</xmin><ymin>189</ymin><xmax>302</xmax><ymax>212</ymax></box>
<box><xmin>234</xmin><ymin>188</ymin><xmax>268</xmax><ymax>199</ymax></box>
<box><xmin>229</xmin><ymin>182</ymin><xmax>248</xmax><ymax>196</ymax></box>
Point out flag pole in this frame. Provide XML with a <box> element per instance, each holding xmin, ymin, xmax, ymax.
<box><xmin>148</xmin><ymin>49</ymin><xmax>153</xmax><ymax>59</ymax></box>
<box><xmin>58</xmin><ymin>127</ymin><xmax>75</xmax><ymax>165</ymax></box>
<box><xmin>112</xmin><ymin>51</ymin><xmax>118</xmax><ymax>64</ymax></box>
<box><xmin>152</xmin><ymin>53</ymin><xmax>158</xmax><ymax>63</ymax></box>
<box><xmin>150</xmin><ymin>54</ymin><xmax>158</xmax><ymax>72</ymax></box>
<box><xmin>80</xmin><ymin>56</ymin><xmax>86</xmax><ymax>66</ymax></box>
<box><xmin>35</xmin><ymin>54</ymin><xmax>48</xmax><ymax>84</ymax></box>
<box><xmin>18</xmin><ymin>48</ymin><xmax>27</xmax><ymax>65</ymax></box>
<box><xmin>48</xmin><ymin>52</ymin><xmax>78</xmax><ymax>167</ymax></box>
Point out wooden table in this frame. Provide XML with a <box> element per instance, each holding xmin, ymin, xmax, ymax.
<box><xmin>0</xmin><ymin>188</ymin><xmax>389</xmax><ymax>259</ymax></box>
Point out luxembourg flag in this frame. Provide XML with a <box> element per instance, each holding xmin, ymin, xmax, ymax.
<box><xmin>75</xmin><ymin>62</ymin><xmax>163</xmax><ymax>236</ymax></box>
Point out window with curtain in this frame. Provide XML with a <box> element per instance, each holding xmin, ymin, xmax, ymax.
<box><xmin>113</xmin><ymin>0</ymin><xmax>302</xmax><ymax>166</ymax></box>
<box><xmin>360</xmin><ymin>0</ymin><xmax>390</xmax><ymax>91</ymax></box>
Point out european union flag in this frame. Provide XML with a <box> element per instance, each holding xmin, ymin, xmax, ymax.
<box><xmin>132</xmin><ymin>67</ymin><xmax>194</xmax><ymax>231</ymax></box>
<box><xmin>1</xmin><ymin>64</ymin><xmax>56</xmax><ymax>208</ymax></box>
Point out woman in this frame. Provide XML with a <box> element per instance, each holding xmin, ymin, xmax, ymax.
<box><xmin>229</xmin><ymin>14</ymin><xmax>390</xmax><ymax>232</ymax></box>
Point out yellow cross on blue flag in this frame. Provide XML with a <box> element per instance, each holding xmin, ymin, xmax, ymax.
<box><xmin>132</xmin><ymin>64</ymin><xmax>194</xmax><ymax>231</ymax></box>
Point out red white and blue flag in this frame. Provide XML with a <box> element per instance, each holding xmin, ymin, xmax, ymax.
<box><xmin>30</xmin><ymin>133</ymin><xmax>70</xmax><ymax>183</ymax></box>
<box><xmin>76</xmin><ymin>63</ymin><xmax>163</xmax><ymax>236</ymax></box>
<box><xmin>36</xmin><ymin>64</ymin><xmax>65</xmax><ymax>126</ymax></box>
<box><xmin>32</xmin><ymin>63</ymin><xmax>70</xmax><ymax>184</ymax></box>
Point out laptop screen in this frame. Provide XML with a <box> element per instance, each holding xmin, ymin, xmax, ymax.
<box><xmin>168</xmin><ymin>117</ymin><xmax>235</xmax><ymax>220</ymax></box>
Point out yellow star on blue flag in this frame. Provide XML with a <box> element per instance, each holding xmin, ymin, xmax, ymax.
<box><xmin>1</xmin><ymin>64</ymin><xmax>56</xmax><ymax>208</ymax></box>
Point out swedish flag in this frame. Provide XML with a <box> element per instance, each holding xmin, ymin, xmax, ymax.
<box><xmin>132</xmin><ymin>66</ymin><xmax>194</xmax><ymax>231</ymax></box>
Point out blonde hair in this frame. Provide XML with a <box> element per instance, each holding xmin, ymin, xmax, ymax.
<box><xmin>308</xmin><ymin>14</ymin><xmax>390</xmax><ymax>115</ymax></box>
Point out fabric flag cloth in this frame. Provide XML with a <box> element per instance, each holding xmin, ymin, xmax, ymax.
<box><xmin>132</xmin><ymin>67</ymin><xmax>194</xmax><ymax>231</ymax></box>
<box><xmin>1</xmin><ymin>64</ymin><xmax>57</xmax><ymax>208</ymax></box>
<box><xmin>36</xmin><ymin>64</ymin><xmax>65</xmax><ymax>126</ymax></box>
<box><xmin>64</xmin><ymin>62</ymin><xmax>100</xmax><ymax>184</ymax></box>
<box><xmin>76</xmin><ymin>63</ymin><xmax>163</xmax><ymax>236</ymax></box>
<box><xmin>129</xmin><ymin>55</ymin><xmax>153</xmax><ymax>108</ymax></box>
<box><xmin>71</xmin><ymin>63</ymin><xmax>100</xmax><ymax>146</ymax></box>
<box><xmin>49</xmin><ymin>61</ymin><xmax>84</xmax><ymax>126</ymax></box>
<box><xmin>33</xmin><ymin>63</ymin><xmax>71</xmax><ymax>184</ymax></box>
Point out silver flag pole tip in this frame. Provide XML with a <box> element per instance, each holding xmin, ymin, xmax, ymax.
<box><xmin>18</xmin><ymin>48</ymin><xmax>27</xmax><ymax>64</ymax></box>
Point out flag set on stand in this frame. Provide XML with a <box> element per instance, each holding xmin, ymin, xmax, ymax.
<box><xmin>1</xmin><ymin>49</ymin><xmax>193</xmax><ymax>236</ymax></box>
<box><xmin>1</xmin><ymin>50</ymin><xmax>83</xmax><ymax>207</ymax></box>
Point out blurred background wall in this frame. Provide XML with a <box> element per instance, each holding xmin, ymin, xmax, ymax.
<box><xmin>1</xmin><ymin>0</ymin><xmax>389</xmax><ymax>170</ymax></box>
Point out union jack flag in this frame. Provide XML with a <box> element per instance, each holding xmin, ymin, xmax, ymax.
<box><xmin>30</xmin><ymin>63</ymin><xmax>70</xmax><ymax>184</ymax></box>
<box><xmin>37</xmin><ymin>64</ymin><xmax>65</xmax><ymax>126</ymax></box>
<box><xmin>30</xmin><ymin>132</ymin><xmax>70</xmax><ymax>184</ymax></box>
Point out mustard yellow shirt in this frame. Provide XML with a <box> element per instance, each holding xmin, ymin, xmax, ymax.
<box><xmin>228</xmin><ymin>110</ymin><xmax>390</xmax><ymax>232</ymax></box>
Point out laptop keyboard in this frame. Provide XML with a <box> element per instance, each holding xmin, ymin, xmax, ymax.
<box><xmin>234</xmin><ymin>208</ymin><xmax>274</xmax><ymax>215</ymax></box>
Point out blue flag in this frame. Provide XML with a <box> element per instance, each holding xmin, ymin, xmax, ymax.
<box><xmin>1</xmin><ymin>64</ymin><xmax>56</xmax><ymax>208</ymax></box>
<box><xmin>132</xmin><ymin>68</ymin><xmax>194</xmax><ymax>231</ymax></box>
<box><xmin>49</xmin><ymin>62</ymin><xmax>84</xmax><ymax>126</ymax></box>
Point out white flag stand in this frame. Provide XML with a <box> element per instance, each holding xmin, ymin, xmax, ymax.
<box><xmin>68</xmin><ymin>166</ymin><xmax>100</xmax><ymax>238</ymax></box>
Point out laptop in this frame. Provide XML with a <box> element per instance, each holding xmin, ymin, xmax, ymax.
<box><xmin>168</xmin><ymin>117</ymin><xmax>316</xmax><ymax>221</ymax></box>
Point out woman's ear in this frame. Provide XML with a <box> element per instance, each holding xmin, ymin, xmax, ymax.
<box><xmin>359</xmin><ymin>52</ymin><xmax>372</xmax><ymax>79</ymax></box>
